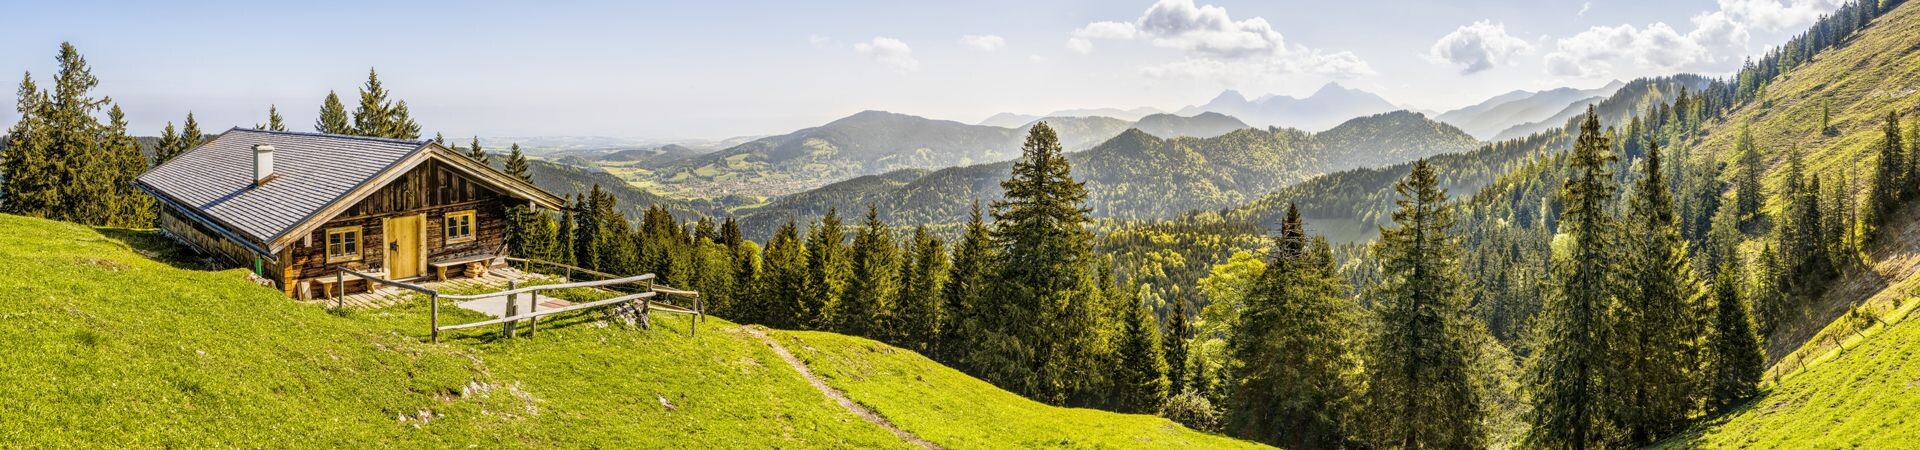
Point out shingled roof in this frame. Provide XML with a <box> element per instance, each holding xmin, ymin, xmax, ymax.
<box><xmin>136</xmin><ymin>128</ymin><xmax>562</xmax><ymax>256</ymax></box>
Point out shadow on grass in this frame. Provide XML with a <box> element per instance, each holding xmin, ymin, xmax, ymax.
<box><xmin>94</xmin><ymin>227</ymin><xmax>233</xmax><ymax>272</ymax></box>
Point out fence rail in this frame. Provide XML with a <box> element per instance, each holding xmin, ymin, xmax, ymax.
<box><xmin>329</xmin><ymin>258</ymin><xmax>700</xmax><ymax>342</ymax></box>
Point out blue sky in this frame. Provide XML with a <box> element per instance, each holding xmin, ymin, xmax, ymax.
<box><xmin>0</xmin><ymin>0</ymin><xmax>1846</xmax><ymax>139</ymax></box>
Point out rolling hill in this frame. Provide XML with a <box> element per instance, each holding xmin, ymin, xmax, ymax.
<box><xmin>1131</xmin><ymin>112</ymin><xmax>1252</xmax><ymax>139</ymax></box>
<box><xmin>0</xmin><ymin>213</ymin><xmax>1260</xmax><ymax>448</ymax></box>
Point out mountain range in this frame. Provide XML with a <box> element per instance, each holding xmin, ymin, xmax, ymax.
<box><xmin>1176</xmin><ymin>83</ymin><xmax>1400</xmax><ymax>131</ymax></box>
<box><xmin>1434</xmin><ymin>81</ymin><xmax>1625</xmax><ymax>139</ymax></box>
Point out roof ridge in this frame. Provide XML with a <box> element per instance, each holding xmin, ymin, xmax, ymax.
<box><xmin>222</xmin><ymin>127</ymin><xmax>429</xmax><ymax>146</ymax></box>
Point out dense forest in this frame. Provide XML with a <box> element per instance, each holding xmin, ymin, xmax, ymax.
<box><xmin>3</xmin><ymin>0</ymin><xmax>1917</xmax><ymax>448</ymax></box>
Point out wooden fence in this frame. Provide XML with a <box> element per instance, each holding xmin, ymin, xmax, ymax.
<box><xmin>333</xmin><ymin>259</ymin><xmax>702</xmax><ymax>343</ymax></box>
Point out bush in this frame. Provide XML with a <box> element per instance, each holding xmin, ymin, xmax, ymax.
<box><xmin>1158</xmin><ymin>388</ymin><xmax>1222</xmax><ymax>432</ymax></box>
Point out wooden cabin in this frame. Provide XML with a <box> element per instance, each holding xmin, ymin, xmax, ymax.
<box><xmin>136</xmin><ymin>128</ymin><xmax>565</xmax><ymax>299</ymax></box>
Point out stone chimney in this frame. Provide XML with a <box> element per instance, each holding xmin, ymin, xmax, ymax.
<box><xmin>253</xmin><ymin>144</ymin><xmax>275</xmax><ymax>185</ymax></box>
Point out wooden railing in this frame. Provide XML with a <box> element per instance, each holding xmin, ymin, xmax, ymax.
<box><xmin>331</xmin><ymin>259</ymin><xmax>702</xmax><ymax>343</ymax></box>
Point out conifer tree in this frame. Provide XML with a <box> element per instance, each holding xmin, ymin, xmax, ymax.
<box><xmin>802</xmin><ymin>209</ymin><xmax>850</xmax><ymax>330</ymax></box>
<box><xmin>896</xmin><ymin>225</ymin><xmax>948</xmax><ymax>353</ymax></box>
<box><xmin>1735</xmin><ymin>125</ymin><xmax>1765</xmax><ymax>231</ymax></box>
<box><xmin>721</xmin><ymin>217</ymin><xmax>745</xmax><ymax>250</ymax></box>
<box><xmin>258</xmin><ymin>104</ymin><xmax>287</xmax><ymax>131</ymax></box>
<box><xmin>572</xmin><ymin>191</ymin><xmax>602</xmax><ymax>271</ymax></box>
<box><xmin>151</xmin><ymin>121</ymin><xmax>180</xmax><ymax>166</ymax></box>
<box><xmin>1529</xmin><ymin>107</ymin><xmax>1620</xmax><ymax>450</ymax></box>
<box><xmin>1613</xmin><ymin>139</ymin><xmax>1702</xmax><ymax>445</ymax></box>
<box><xmin>433</xmin><ymin>132</ymin><xmax>445</xmax><ymax>147</ymax></box>
<box><xmin>758</xmin><ymin>220</ymin><xmax>808</xmax><ymax>328</ymax></box>
<box><xmin>315</xmin><ymin>91</ymin><xmax>351</xmax><ymax>134</ymax></box>
<box><xmin>349</xmin><ymin>69</ymin><xmax>421</xmax><ymax>139</ymax></box>
<box><xmin>172</xmin><ymin>112</ymin><xmax>202</xmax><ymax>159</ymax></box>
<box><xmin>982</xmin><ymin>122</ymin><xmax>1101</xmax><ymax>404</ymax></box>
<box><xmin>1</xmin><ymin>73</ymin><xmax>54</xmax><ymax>218</ymax></box>
<box><xmin>1164</xmin><ymin>292</ymin><xmax>1192</xmax><ymax>395</ymax></box>
<box><xmin>1364</xmin><ymin>159</ymin><xmax>1486</xmax><ymax>449</ymax></box>
<box><xmin>1230</xmin><ymin>204</ymin><xmax>1359</xmax><ymax>448</ymax></box>
<box><xmin>387</xmin><ymin>100</ymin><xmax>422</xmax><ymax>140</ymax></box>
<box><xmin>726</xmin><ymin>239</ymin><xmax>763</xmax><ymax>321</ymax></box>
<box><xmin>40</xmin><ymin>43</ymin><xmax>120</xmax><ymax>226</ymax></box>
<box><xmin>839</xmin><ymin>206</ymin><xmax>900</xmax><ymax>339</ymax></box>
<box><xmin>940</xmin><ymin>201</ymin><xmax>996</xmax><ymax>366</ymax></box>
<box><xmin>556</xmin><ymin>195</ymin><xmax>577</xmax><ymax>267</ymax></box>
<box><xmin>1867</xmin><ymin>112</ymin><xmax>1906</xmax><ymax>234</ymax></box>
<box><xmin>1704</xmin><ymin>266</ymin><xmax>1765</xmax><ymax>412</ymax></box>
<box><xmin>503</xmin><ymin>143</ymin><xmax>531</xmax><ymax>182</ymax></box>
<box><xmin>101</xmin><ymin>104</ymin><xmax>152</xmax><ymax>226</ymax></box>
<box><xmin>467</xmin><ymin>136</ymin><xmax>489</xmax><ymax>164</ymax></box>
<box><xmin>1112</xmin><ymin>291</ymin><xmax>1170</xmax><ymax>414</ymax></box>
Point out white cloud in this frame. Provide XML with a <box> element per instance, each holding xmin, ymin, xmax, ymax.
<box><xmin>1028</xmin><ymin>54</ymin><xmax>1049</xmax><ymax>64</ymax></box>
<box><xmin>854</xmin><ymin>37</ymin><xmax>920</xmax><ymax>72</ymax></box>
<box><xmin>1428</xmin><ymin>20</ymin><xmax>1533</xmax><ymax>74</ymax></box>
<box><xmin>1071</xmin><ymin>0</ymin><xmax>1373</xmax><ymax>82</ymax></box>
<box><xmin>1579</xmin><ymin>2</ymin><xmax>1592</xmax><ymax>16</ymax></box>
<box><xmin>960</xmin><ymin>34</ymin><xmax>1006</xmax><ymax>51</ymax></box>
<box><xmin>1544</xmin><ymin>0</ymin><xmax>1844</xmax><ymax>78</ymax></box>
<box><xmin>808</xmin><ymin>34</ymin><xmax>836</xmax><ymax>49</ymax></box>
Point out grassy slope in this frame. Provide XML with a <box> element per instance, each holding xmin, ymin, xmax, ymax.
<box><xmin>0</xmin><ymin>214</ymin><xmax>1250</xmax><ymax>448</ymax></box>
<box><xmin>772</xmin><ymin>331</ymin><xmax>1268</xmax><ymax>449</ymax></box>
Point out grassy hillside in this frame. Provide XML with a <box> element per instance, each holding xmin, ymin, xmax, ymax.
<box><xmin>0</xmin><ymin>214</ymin><xmax>1248</xmax><ymax>448</ymax></box>
<box><xmin>772</xmin><ymin>331</ymin><xmax>1269</xmax><ymax>449</ymax></box>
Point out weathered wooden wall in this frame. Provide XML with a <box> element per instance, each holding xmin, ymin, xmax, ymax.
<box><xmin>284</xmin><ymin>159</ymin><xmax>510</xmax><ymax>287</ymax></box>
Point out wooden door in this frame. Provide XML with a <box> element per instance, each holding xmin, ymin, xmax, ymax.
<box><xmin>387</xmin><ymin>215</ymin><xmax>425</xmax><ymax>279</ymax></box>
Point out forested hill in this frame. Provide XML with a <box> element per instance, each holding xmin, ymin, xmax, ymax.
<box><xmin>732</xmin><ymin>111</ymin><xmax>1479</xmax><ymax>239</ymax></box>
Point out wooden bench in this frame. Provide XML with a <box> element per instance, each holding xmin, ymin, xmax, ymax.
<box><xmin>429</xmin><ymin>254</ymin><xmax>498</xmax><ymax>281</ymax></box>
<box><xmin>306</xmin><ymin>269</ymin><xmax>388</xmax><ymax>300</ymax></box>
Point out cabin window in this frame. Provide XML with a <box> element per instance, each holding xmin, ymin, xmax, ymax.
<box><xmin>325</xmin><ymin>226</ymin><xmax>362</xmax><ymax>263</ymax></box>
<box><xmin>444</xmin><ymin>210</ymin><xmax>476</xmax><ymax>244</ymax></box>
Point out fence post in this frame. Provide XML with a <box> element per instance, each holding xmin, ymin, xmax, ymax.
<box><xmin>504</xmin><ymin>280</ymin><xmax>519</xmax><ymax>339</ymax></box>
<box><xmin>336</xmin><ymin>270</ymin><xmax>345</xmax><ymax>310</ymax></box>
<box><xmin>528</xmin><ymin>287</ymin><xmax>539</xmax><ymax>337</ymax></box>
<box><xmin>430</xmin><ymin>292</ymin><xmax>440</xmax><ymax>343</ymax></box>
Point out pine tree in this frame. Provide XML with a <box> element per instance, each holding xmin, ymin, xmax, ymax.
<box><xmin>151</xmin><ymin>121</ymin><xmax>180</xmax><ymax>167</ymax></box>
<box><xmin>1164</xmin><ymin>292</ymin><xmax>1192</xmax><ymax>395</ymax></box>
<box><xmin>1612</xmin><ymin>139</ymin><xmax>1702</xmax><ymax>445</ymax></box>
<box><xmin>1230</xmin><ymin>204</ymin><xmax>1360</xmax><ymax>449</ymax></box>
<box><xmin>840</xmin><ymin>205</ymin><xmax>901</xmax><ymax>340</ymax></box>
<box><xmin>802</xmin><ymin>209</ymin><xmax>850</xmax><ymax>330</ymax></box>
<box><xmin>725</xmin><ymin>239</ymin><xmax>763</xmax><ymax>321</ymax></box>
<box><xmin>1528</xmin><ymin>106</ymin><xmax>1620</xmax><ymax>450</ymax></box>
<box><xmin>571</xmin><ymin>191</ymin><xmax>601</xmax><ymax>271</ymax></box>
<box><xmin>1112</xmin><ymin>291</ymin><xmax>1170</xmax><ymax>414</ymax></box>
<box><xmin>315</xmin><ymin>91</ymin><xmax>351</xmax><ymax>134</ymax></box>
<box><xmin>504</xmin><ymin>143</ymin><xmax>531</xmax><ymax>182</ymax></box>
<box><xmin>102</xmin><ymin>104</ymin><xmax>152</xmax><ymax>226</ymax></box>
<box><xmin>387</xmin><ymin>100</ymin><xmax>421</xmax><ymax>140</ymax></box>
<box><xmin>433</xmin><ymin>132</ymin><xmax>446</xmax><ymax>147</ymax></box>
<box><xmin>1867</xmin><ymin>112</ymin><xmax>1906</xmax><ymax>234</ymax></box>
<box><xmin>1365</xmin><ymin>159</ymin><xmax>1486</xmax><ymax>449</ymax></box>
<box><xmin>940</xmin><ymin>201</ymin><xmax>996</xmax><ymax>366</ymax></box>
<box><xmin>178</xmin><ymin>112</ymin><xmax>202</xmax><ymax>155</ymax></box>
<box><xmin>349</xmin><ymin>69</ymin><xmax>421</xmax><ymax>139</ymax></box>
<box><xmin>556</xmin><ymin>195</ymin><xmax>577</xmax><ymax>267</ymax></box>
<box><xmin>758</xmin><ymin>220</ymin><xmax>808</xmax><ymax>328</ymax></box>
<box><xmin>467</xmin><ymin>136</ymin><xmax>489</xmax><ymax>164</ymax></box>
<box><xmin>1</xmin><ymin>72</ymin><xmax>54</xmax><ymax>218</ymax></box>
<box><xmin>721</xmin><ymin>217</ymin><xmax>745</xmax><ymax>250</ymax></box>
<box><xmin>42</xmin><ymin>43</ymin><xmax>115</xmax><ymax>226</ymax></box>
<box><xmin>258</xmin><ymin>104</ymin><xmax>287</xmax><ymax>131</ymax></box>
<box><xmin>1735</xmin><ymin>125</ymin><xmax>1765</xmax><ymax>231</ymax></box>
<box><xmin>982</xmin><ymin>122</ymin><xmax>1101</xmax><ymax>404</ymax></box>
<box><xmin>896</xmin><ymin>225</ymin><xmax>948</xmax><ymax>353</ymax></box>
<box><xmin>1704</xmin><ymin>266</ymin><xmax>1765</xmax><ymax>413</ymax></box>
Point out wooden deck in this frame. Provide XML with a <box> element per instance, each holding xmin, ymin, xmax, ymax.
<box><xmin>307</xmin><ymin>266</ymin><xmax>556</xmax><ymax>309</ymax></box>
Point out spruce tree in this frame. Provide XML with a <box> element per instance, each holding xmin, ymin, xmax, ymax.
<box><xmin>151</xmin><ymin>121</ymin><xmax>180</xmax><ymax>167</ymax></box>
<box><xmin>178</xmin><ymin>112</ymin><xmax>202</xmax><ymax>154</ymax></box>
<box><xmin>982</xmin><ymin>122</ymin><xmax>1101</xmax><ymax>404</ymax></box>
<box><xmin>101</xmin><ymin>104</ymin><xmax>152</xmax><ymax>226</ymax></box>
<box><xmin>758</xmin><ymin>220</ymin><xmax>808</xmax><ymax>328</ymax></box>
<box><xmin>940</xmin><ymin>201</ymin><xmax>996</xmax><ymax>367</ymax></box>
<box><xmin>2</xmin><ymin>73</ymin><xmax>54</xmax><ymax>218</ymax></box>
<box><xmin>1613</xmin><ymin>139</ymin><xmax>1702</xmax><ymax>445</ymax></box>
<box><xmin>839</xmin><ymin>205</ymin><xmax>900</xmax><ymax>340</ymax></box>
<box><xmin>387</xmin><ymin>100</ymin><xmax>422</xmax><ymax>140</ymax></box>
<box><xmin>1230</xmin><ymin>204</ymin><xmax>1359</xmax><ymax>449</ymax></box>
<box><xmin>802</xmin><ymin>209</ymin><xmax>850</xmax><ymax>330</ymax></box>
<box><xmin>571</xmin><ymin>191</ymin><xmax>601</xmax><ymax>271</ymax></box>
<box><xmin>1704</xmin><ymin>266</ymin><xmax>1765</xmax><ymax>412</ymax></box>
<box><xmin>504</xmin><ymin>143</ymin><xmax>531</xmax><ymax>181</ymax></box>
<box><xmin>315</xmin><ymin>91</ymin><xmax>351</xmax><ymax>134</ymax></box>
<box><xmin>556</xmin><ymin>195</ymin><xmax>577</xmax><ymax>267</ymax></box>
<box><xmin>258</xmin><ymin>104</ymin><xmax>287</xmax><ymax>131</ymax></box>
<box><xmin>42</xmin><ymin>43</ymin><xmax>115</xmax><ymax>226</ymax></box>
<box><xmin>727</xmin><ymin>239</ymin><xmax>763</xmax><ymax>321</ymax></box>
<box><xmin>1164</xmin><ymin>292</ymin><xmax>1192</xmax><ymax>395</ymax></box>
<box><xmin>1734</xmin><ymin>125</ymin><xmax>1765</xmax><ymax>231</ymax></box>
<box><xmin>1529</xmin><ymin>107</ymin><xmax>1621</xmax><ymax>450</ymax></box>
<box><xmin>1867</xmin><ymin>112</ymin><xmax>1906</xmax><ymax>234</ymax></box>
<box><xmin>467</xmin><ymin>136</ymin><xmax>489</xmax><ymax>164</ymax></box>
<box><xmin>721</xmin><ymin>217</ymin><xmax>745</xmax><ymax>250</ymax></box>
<box><xmin>1112</xmin><ymin>292</ymin><xmax>1170</xmax><ymax>414</ymax></box>
<box><xmin>1364</xmin><ymin>159</ymin><xmax>1486</xmax><ymax>449</ymax></box>
<box><xmin>896</xmin><ymin>225</ymin><xmax>948</xmax><ymax>353</ymax></box>
<box><xmin>349</xmin><ymin>69</ymin><xmax>421</xmax><ymax>139</ymax></box>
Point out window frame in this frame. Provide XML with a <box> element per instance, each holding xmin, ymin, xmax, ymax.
<box><xmin>443</xmin><ymin>210</ymin><xmax>477</xmax><ymax>244</ymax></box>
<box><xmin>324</xmin><ymin>226</ymin><xmax>363</xmax><ymax>263</ymax></box>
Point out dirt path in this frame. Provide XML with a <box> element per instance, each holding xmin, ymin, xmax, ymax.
<box><xmin>744</xmin><ymin>326</ymin><xmax>940</xmax><ymax>450</ymax></box>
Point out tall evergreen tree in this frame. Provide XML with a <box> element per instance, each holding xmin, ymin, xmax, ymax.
<box><xmin>1529</xmin><ymin>107</ymin><xmax>1622</xmax><ymax>450</ymax></box>
<box><xmin>802</xmin><ymin>209</ymin><xmax>851</xmax><ymax>330</ymax></box>
<box><xmin>467</xmin><ymin>136</ymin><xmax>489</xmax><ymax>164</ymax></box>
<box><xmin>839</xmin><ymin>205</ymin><xmax>900</xmax><ymax>339</ymax></box>
<box><xmin>1164</xmin><ymin>292</ymin><xmax>1192</xmax><ymax>395</ymax></box>
<box><xmin>503</xmin><ymin>143</ymin><xmax>531</xmax><ymax>182</ymax></box>
<box><xmin>758</xmin><ymin>219</ymin><xmax>808</xmax><ymax>328</ymax></box>
<box><xmin>1364</xmin><ymin>159</ymin><xmax>1486</xmax><ymax>449</ymax></box>
<box><xmin>349</xmin><ymin>69</ymin><xmax>420</xmax><ymax>139</ymax></box>
<box><xmin>981</xmin><ymin>122</ymin><xmax>1101</xmax><ymax>404</ymax></box>
<box><xmin>556</xmin><ymin>194</ymin><xmax>577</xmax><ymax>267</ymax></box>
<box><xmin>258</xmin><ymin>104</ymin><xmax>287</xmax><ymax>131</ymax></box>
<box><xmin>1734</xmin><ymin>125</ymin><xmax>1765</xmax><ymax>231</ymax></box>
<box><xmin>2</xmin><ymin>73</ymin><xmax>54</xmax><ymax>218</ymax></box>
<box><xmin>178</xmin><ymin>112</ymin><xmax>202</xmax><ymax>151</ymax></box>
<box><xmin>1612</xmin><ymin>139</ymin><xmax>1702</xmax><ymax>445</ymax></box>
<box><xmin>1704</xmin><ymin>265</ymin><xmax>1765</xmax><ymax>413</ymax></box>
<box><xmin>314</xmin><ymin>91</ymin><xmax>351</xmax><ymax>134</ymax></box>
<box><xmin>1112</xmin><ymin>290</ymin><xmax>1171</xmax><ymax>414</ymax></box>
<box><xmin>1867</xmin><ymin>112</ymin><xmax>1907</xmax><ymax>234</ymax></box>
<box><xmin>1230</xmin><ymin>204</ymin><xmax>1360</xmax><ymax>449</ymax></box>
<box><xmin>940</xmin><ymin>201</ymin><xmax>996</xmax><ymax>366</ymax></box>
<box><xmin>896</xmin><ymin>225</ymin><xmax>948</xmax><ymax>353</ymax></box>
<box><xmin>101</xmin><ymin>104</ymin><xmax>152</xmax><ymax>226</ymax></box>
